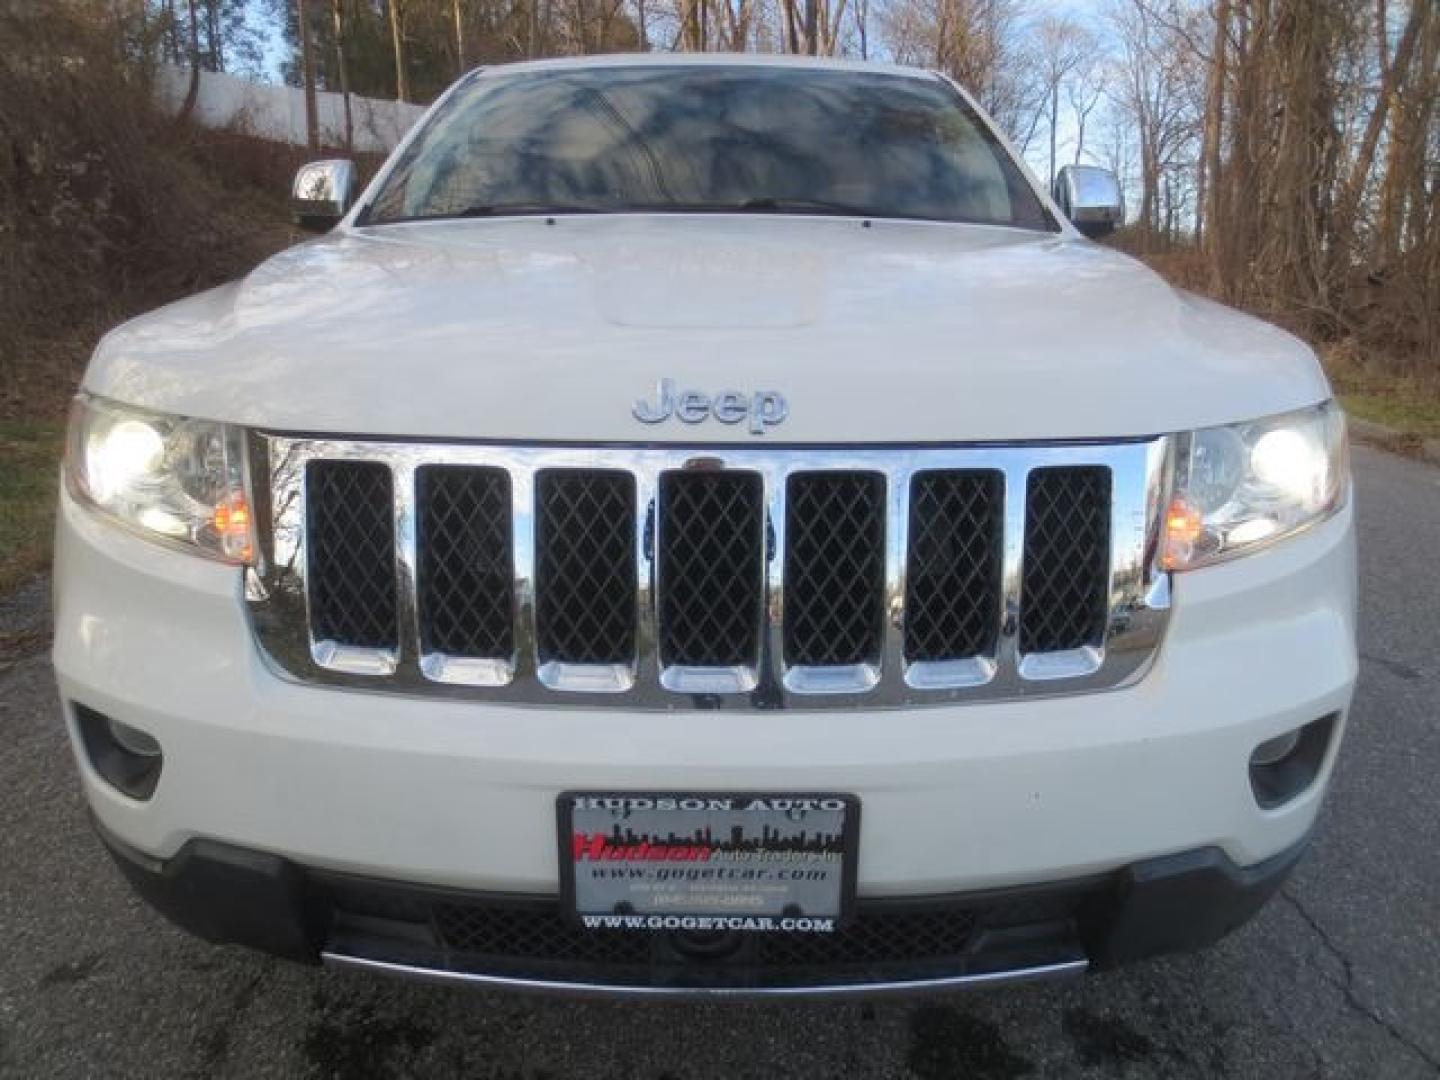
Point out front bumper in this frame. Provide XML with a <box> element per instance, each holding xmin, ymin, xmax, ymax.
<box><xmin>96</xmin><ymin>818</ymin><xmax>1309</xmax><ymax>996</ymax></box>
<box><xmin>54</xmin><ymin>484</ymin><xmax>1356</xmax><ymax>982</ymax></box>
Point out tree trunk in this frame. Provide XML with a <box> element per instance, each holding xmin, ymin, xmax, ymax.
<box><xmin>1048</xmin><ymin>80</ymin><xmax>1058</xmax><ymax>189</ymax></box>
<box><xmin>162</xmin><ymin>0</ymin><xmax>179</xmax><ymax>63</ymax></box>
<box><xmin>178</xmin><ymin>0</ymin><xmax>200</xmax><ymax>123</ymax></box>
<box><xmin>453</xmin><ymin>0</ymin><xmax>466</xmax><ymax>73</ymax></box>
<box><xmin>1375</xmin><ymin>3</ymin><xmax>1434</xmax><ymax>267</ymax></box>
<box><xmin>1331</xmin><ymin>0</ymin><xmax>1425</xmax><ymax>280</ymax></box>
<box><xmin>1216</xmin><ymin>0</ymin><xmax>1267</xmax><ymax>300</ymax></box>
<box><xmin>389</xmin><ymin>0</ymin><xmax>409</xmax><ymax>103</ymax></box>
<box><xmin>297</xmin><ymin>0</ymin><xmax>320</xmax><ymax>151</ymax></box>
<box><xmin>330</xmin><ymin>0</ymin><xmax>353</xmax><ymax>152</ymax></box>
<box><xmin>1199</xmin><ymin>0</ymin><xmax>1229</xmax><ymax>254</ymax></box>
<box><xmin>205</xmin><ymin>0</ymin><xmax>222</xmax><ymax>70</ymax></box>
<box><xmin>783</xmin><ymin>0</ymin><xmax>801</xmax><ymax>53</ymax></box>
<box><xmin>826</xmin><ymin>0</ymin><xmax>848</xmax><ymax>55</ymax></box>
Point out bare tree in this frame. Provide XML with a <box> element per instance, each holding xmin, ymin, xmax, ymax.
<box><xmin>880</xmin><ymin>0</ymin><xmax>1039</xmax><ymax>138</ymax></box>
<box><xmin>329</xmin><ymin>0</ymin><xmax>352</xmax><ymax>151</ymax></box>
<box><xmin>1191</xmin><ymin>0</ymin><xmax>1226</xmax><ymax>248</ymax></box>
<box><xmin>296</xmin><ymin>0</ymin><xmax>319</xmax><ymax>150</ymax></box>
<box><xmin>1024</xmin><ymin>13</ymin><xmax>1092</xmax><ymax>186</ymax></box>
<box><xmin>177</xmin><ymin>0</ymin><xmax>200</xmax><ymax>123</ymax></box>
<box><xmin>1068</xmin><ymin>57</ymin><xmax>1107</xmax><ymax>165</ymax></box>
<box><xmin>452</xmin><ymin>0</ymin><xmax>466</xmax><ymax>72</ymax></box>
<box><xmin>388</xmin><ymin>0</ymin><xmax>408</xmax><ymax>102</ymax></box>
<box><xmin>1105</xmin><ymin>0</ymin><xmax>1202</xmax><ymax>250</ymax></box>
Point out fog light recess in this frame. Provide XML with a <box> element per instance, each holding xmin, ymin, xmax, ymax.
<box><xmin>73</xmin><ymin>703</ymin><xmax>164</xmax><ymax>800</ymax></box>
<box><xmin>1249</xmin><ymin>713</ymin><xmax>1337</xmax><ymax>809</ymax></box>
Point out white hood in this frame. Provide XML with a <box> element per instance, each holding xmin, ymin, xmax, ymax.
<box><xmin>86</xmin><ymin>215</ymin><xmax>1330</xmax><ymax>443</ymax></box>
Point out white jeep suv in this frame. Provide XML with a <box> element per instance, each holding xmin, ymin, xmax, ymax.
<box><xmin>54</xmin><ymin>55</ymin><xmax>1356</xmax><ymax>997</ymax></box>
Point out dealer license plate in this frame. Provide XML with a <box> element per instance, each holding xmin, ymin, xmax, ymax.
<box><xmin>559</xmin><ymin>792</ymin><xmax>859</xmax><ymax>933</ymax></box>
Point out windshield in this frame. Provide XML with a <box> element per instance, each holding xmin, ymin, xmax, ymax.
<box><xmin>363</xmin><ymin>66</ymin><xmax>1055</xmax><ymax>230</ymax></box>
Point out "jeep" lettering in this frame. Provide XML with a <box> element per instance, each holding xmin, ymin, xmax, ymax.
<box><xmin>632</xmin><ymin>379</ymin><xmax>788</xmax><ymax>435</ymax></box>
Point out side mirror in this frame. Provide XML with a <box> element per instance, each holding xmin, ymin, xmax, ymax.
<box><xmin>1053</xmin><ymin>165</ymin><xmax>1123</xmax><ymax>239</ymax></box>
<box><xmin>291</xmin><ymin>160</ymin><xmax>358</xmax><ymax>233</ymax></box>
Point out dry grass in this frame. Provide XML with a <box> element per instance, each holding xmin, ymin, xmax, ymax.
<box><xmin>0</xmin><ymin>421</ymin><xmax>65</xmax><ymax>594</ymax></box>
<box><xmin>1127</xmin><ymin>246</ymin><xmax>1440</xmax><ymax>443</ymax></box>
<box><xmin>1324</xmin><ymin>339</ymin><xmax>1440</xmax><ymax>441</ymax></box>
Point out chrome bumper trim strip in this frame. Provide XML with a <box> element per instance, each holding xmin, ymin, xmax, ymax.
<box><xmin>320</xmin><ymin>951</ymin><xmax>1089</xmax><ymax>999</ymax></box>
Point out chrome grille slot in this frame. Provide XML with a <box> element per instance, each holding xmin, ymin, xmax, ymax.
<box><xmin>305</xmin><ymin>460</ymin><xmax>398</xmax><ymax>659</ymax></box>
<box><xmin>1019</xmin><ymin>466</ymin><xmax>1112</xmax><ymax>657</ymax></box>
<box><xmin>904</xmin><ymin>470</ymin><xmax>1004</xmax><ymax>663</ymax></box>
<box><xmin>534</xmin><ymin>470</ymin><xmax>637</xmax><ymax>670</ymax></box>
<box><xmin>783</xmin><ymin>471</ymin><xmax>887</xmax><ymax>671</ymax></box>
<box><xmin>416</xmin><ymin>465</ymin><xmax>513</xmax><ymax>661</ymax></box>
<box><xmin>658</xmin><ymin>470</ymin><xmax>765</xmax><ymax>670</ymax></box>
<box><xmin>252</xmin><ymin>438</ymin><xmax>1172</xmax><ymax>709</ymax></box>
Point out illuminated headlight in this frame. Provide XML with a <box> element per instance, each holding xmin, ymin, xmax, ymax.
<box><xmin>1163</xmin><ymin>401</ymin><xmax>1348</xmax><ymax>570</ymax></box>
<box><xmin>65</xmin><ymin>394</ymin><xmax>254</xmax><ymax>563</ymax></box>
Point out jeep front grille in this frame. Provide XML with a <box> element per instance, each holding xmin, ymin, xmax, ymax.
<box><xmin>250</xmin><ymin>438</ymin><xmax>1172</xmax><ymax>708</ymax></box>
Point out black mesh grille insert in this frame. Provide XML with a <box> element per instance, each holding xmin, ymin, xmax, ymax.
<box><xmin>417</xmin><ymin>466</ymin><xmax>514</xmax><ymax>659</ymax></box>
<box><xmin>756</xmin><ymin>908</ymin><xmax>979</xmax><ymax>967</ymax></box>
<box><xmin>535</xmin><ymin>470</ymin><xmax>636</xmax><ymax>665</ymax></box>
<box><xmin>658</xmin><ymin>471</ymin><xmax>764</xmax><ymax>668</ymax></box>
<box><xmin>904</xmin><ymin>470</ymin><xmax>1004</xmax><ymax>662</ymax></box>
<box><xmin>756</xmin><ymin>889</ymin><xmax>1088</xmax><ymax>968</ymax></box>
<box><xmin>1019</xmin><ymin>466</ymin><xmax>1112</xmax><ymax>654</ymax></box>
<box><xmin>434</xmin><ymin>902</ymin><xmax>653</xmax><ymax>965</ymax></box>
<box><xmin>324</xmin><ymin>877</ymin><xmax>1099</xmax><ymax>982</ymax></box>
<box><xmin>306</xmin><ymin>460</ymin><xmax>397</xmax><ymax>649</ymax></box>
<box><xmin>784</xmin><ymin>472</ymin><xmax>886</xmax><ymax>667</ymax></box>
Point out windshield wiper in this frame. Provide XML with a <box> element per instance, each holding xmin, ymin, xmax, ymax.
<box><xmin>734</xmin><ymin>196</ymin><xmax>893</xmax><ymax>217</ymax></box>
<box><xmin>453</xmin><ymin>203</ymin><xmax>609</xmax><ymax>218</ymax></box>
<box><xmin>437</xmin><ymin>198</ymin><xmax>953</xmax><ymax>222</ymax></box>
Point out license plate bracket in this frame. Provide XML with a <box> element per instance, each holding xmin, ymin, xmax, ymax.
<box><xmin>558</xmin><ymin>792</ymin><xmax>859</xmax><ymax>933</ymax></box>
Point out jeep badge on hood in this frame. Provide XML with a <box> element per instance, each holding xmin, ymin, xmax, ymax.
<box><xmin>633</xmin><ymin>378</ymin><xmax>789</xmax><ymax>435</ymax></box>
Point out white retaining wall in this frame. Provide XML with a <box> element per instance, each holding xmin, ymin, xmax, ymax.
<box><xmin>155</xmin><ymin>65</ymin><xmax>426</xmax><ymax>154</ymax></box>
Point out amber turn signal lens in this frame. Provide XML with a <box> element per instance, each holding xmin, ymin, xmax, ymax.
<box><xmin>1161</xmin><ymin>495</ymin><xmax>1204</xmax><ymax>570</ymax></box>
<box><xmin>213</xmin><ymin>495</ymin><xmax>254</xmax><ymax>563</ymax></box>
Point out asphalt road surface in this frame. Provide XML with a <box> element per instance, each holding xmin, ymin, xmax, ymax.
<box><xmin>2</xmin><ymin>445</ymin><xmax>1437</xmax><ymax>1080</ymax></box>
